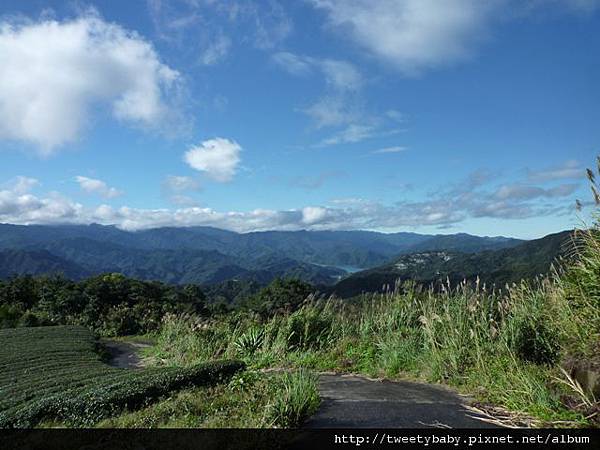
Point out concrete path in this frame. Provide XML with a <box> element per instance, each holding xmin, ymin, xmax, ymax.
<box><xmin>102</xmin><ymin>342</ymin><xmax>495</xmax><ymax>428</ymax></box>
<box><xmin>305</xmin><ymin>374</ymin><xmax>496</xmax><ymax>428</ymax></box>
<box><xmin>103</xmin><ymin>340</ymin><xmax>150</xmax><ymax>369</ymax></box>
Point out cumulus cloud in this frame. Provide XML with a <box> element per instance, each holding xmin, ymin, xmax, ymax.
<box><xmin>75</xmin><ymin>176</ymin><xmax>122</xmax><ymax>199</ymax></box>
<box><xmin>302</xmin><ymin>206</ymin><xmax>329</xmax><ymax>224</ymax></box>
<box><xmin>310</xmin><ymin>0</ymin><xmax>501</xmax><ymax>75</ymax></box>
<box><xmin>184</xmin><ymin>138</ymin><xmax>242</xmax><ymax>182</ymax></box>
<box><xmin>0</xmin><ymin>13</ymin><xmax>180</xmax><ymax>154</ymax></box>
<box><xmin>309</xmin><ymin>0</ymin><xmax>600</xmax><ymax>75</ymax></box>
<box><xmin>0</xmin><ymin>189</ymin><xmax>84</xmax><ymax>226</ymax></box>
<box><xmin>0</xmin><ymin>164</ymin><xmax>580</xmax><ymax>232</ymax></box>
<box><xmin>2</xmin><ymin>176</ymin><xmax>40</xmax><ymax>195</ymax></box>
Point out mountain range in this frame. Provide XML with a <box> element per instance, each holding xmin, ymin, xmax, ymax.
<box><xmin>329</xmin><ymin>230</ymin><xmax>575</xmax><ymax>298</ymax></box>
<box><xmin>0</xmin><ymin>223</ymin><xmax>524</xmax><ymax>286</ymax></box>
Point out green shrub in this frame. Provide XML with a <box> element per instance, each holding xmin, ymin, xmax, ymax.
<box><xmin>511</xmin><ymin>318</ymin><xmax>561</xmax><ymax>365</ymax></box>
<box><xmin>268</xmin><ymin>370</ymin><xmax>320</xmax><ymax>428</ymax></box>
<box><xmin>284</xmin><ymin>305</ymin><xmax>334</xmax><ymax>351</ymax></box>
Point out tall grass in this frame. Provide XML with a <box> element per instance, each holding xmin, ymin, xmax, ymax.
<box><xmin>151</xmin><ymin>272</ymin><xmax>594</xmax><ymax>423</ymax></box>
<box><xmin>148</xmin><ymin>162</ymin><xmax>600</xmax><ymax>426</ymax></box>
<box><xmin>268</xmin><ymin>369</ymin><xmax>320</xmax><ymax>428</ymax></box>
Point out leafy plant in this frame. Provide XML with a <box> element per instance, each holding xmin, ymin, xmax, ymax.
<box><xmin>268</xmin><ymin>370</ymin><xmax>320</xmax><ymax>428</ymax></box>
<box><xmin>233</xmin><ymin>327</ymin><xmax>265</xmax><ymax>355</ymax></box>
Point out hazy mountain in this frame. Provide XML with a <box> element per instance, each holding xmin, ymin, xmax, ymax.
<box><xmin>0</xmin><ymin>249</ymin><xmax>89</xmax><ymax>280</ymax></box>
<box><xmin>0</xmin><ymin>223</ymin><xmax>522</xmax><ymax>266</ymax></box>
<box><xmin>330</xmin><ymin>230</ymin><xmax>574</xmax><ymax>298</ymax></box>
<box><xmin>0</xmin><ymin>223</ymin><xmax>526</xmax><ymax>286</ymax></box>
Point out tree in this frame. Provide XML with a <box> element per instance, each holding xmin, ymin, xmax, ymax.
<box><xmin>244</xmin><ymin>278</ymin><xmax>314</xmax><ymax>317</ymax></box>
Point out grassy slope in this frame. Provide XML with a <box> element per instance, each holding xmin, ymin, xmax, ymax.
<box><xmin>148</xmin><ymin>241</ymin><xmax>598</xmax><ymax>427</ymax></box>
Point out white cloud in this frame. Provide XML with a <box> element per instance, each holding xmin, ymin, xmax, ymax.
<box><xmin>273</xmin><ymin>52</ymin><xmax>404</xmax><ymax>143</ymax></box>
<box><xmin>148</xmin><ymin>0</ymin><xmax>292</xmax><ymax>50</ymax></box>
<box><xmin>302</xmin><ymin>96</ymin><xmax>361</xmax><ymax>129</ymax></box>
<box><xmin>272</xmin><ymin>51</ymin><xmax>314</xmax><ymax>76</ymax></box>
<box><xmin>3</xmin><ymin>176</ymin><xmax>40</xmax><ymax>194</ymax></box>
<box><xmin>310</xmin><ymin>0</ymin><xmax>600</xmax><ymax>75</ymax></box>
<box><xmin>494</xmin><ymin>183</ymin><xmax>578</xmax><ymax>200</ymax></box>
<box><xmin>0</xmin><ymin>165</ymin><xmax>579</xmax><ymax>231</ymax></box>
<box><xmin>320</xmin><ymin>59</ymin><xmax>363</xmax><ymax>91</ymax></box>
<box><xmin>272</xmin><ymin>51</ymin><xmax>364</xmax><ymax>128</ymax></box>
<box><xmin>310</xmin><ymin>0</ymin><xmax>501</xmax><ymax>75</ymax></box>
<box><xmin>272</xmin><ymin>52</ymin><xmax>363</xmax><ymax>91</ymax></box>
<box><xmin>0</xmin><ymin>13</ymin><xmax>180</xmax><ymax>154</ymax></box>
<box><xmin>75</xmin><ymin>176</ymin><xmax>122</xmax><ymax>199</ymax></box>
<box><xmin>0</xmin><ymin>190</ymin><xmax>84</xmax><ymax>225</ymax></box>
<box><xmin>317</xmin><ymin>117</ymin><xmax>405</xmax><ymax>147</ymax></box>
<box><xmin>169</xmin><ymin>195</ymin><xmax>200</xmax><ymax>207</ymax></box>
<box><xmin>527</xmin><ymin>160</ymin><xmax>583</xmax><ymax>182</ymax></box>
<box><xmin>200</xmin><ymin>32</ymin><xmax>231</xmax><ymax>65</ymax></box>
<box><xmin>184</xmin><ymin>138</ymin><xmax>242</xmax><ymax>182</ymax></box>
<box><xmin>372</xmin><ymin>146</ymin><xmax>407</xmax><ymax>154</ymax></box>
<box><xmin>302</xmin><ymin>206</ymin><xmax>329</xmax><ymax>224</ymax></box>
<box><xmin>320</xmin><ymin>124</ymin><xmax>376</xmax><ymax>145</ymax></box>
<box><xmin>163</xmin><ymin>175</ymin><xmax>201</xmax><ymax>192</ymax></box>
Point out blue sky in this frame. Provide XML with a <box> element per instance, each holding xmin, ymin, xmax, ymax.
<box><xmin>0</xmin><ymin>0</ymin><xmax>598</xmax><ymax>238</ymax></box>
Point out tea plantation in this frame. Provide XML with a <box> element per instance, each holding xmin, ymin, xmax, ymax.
<box><xmin>0</xmin><ymin>326</ymin><xmax>244</xmax><ymax>428</ymax></box>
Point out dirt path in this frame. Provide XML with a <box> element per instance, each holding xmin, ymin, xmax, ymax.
<box><xmin>305</xmin><ymin>374</ymin><xmax>497</xmax><ymax>428</ymax></box>
<box><xmin>103</xmin><ymin>340</ymin><xmax>150</xmax><ymax>369</ymax></box>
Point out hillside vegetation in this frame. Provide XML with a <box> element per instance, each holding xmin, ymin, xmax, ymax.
<box><xmin>144</xmin><ymin>220</ymin><xmax>599</xmax><ymax>426</ymax></box>
<box><xmin>332</xmin><ymin>230</ymin><xmax>573</xmax><ymax>298</ymax></box>
<box><xmin>0</xmin><ymin>326</ymin><xmax>243</xmax><ymax>428</ymax></box>
<box><xmin>1</xmin><ymin>170</ymin><xmax>598</xmax><ymax>428</ymax></box>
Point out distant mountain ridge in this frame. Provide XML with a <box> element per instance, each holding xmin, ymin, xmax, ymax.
<box><xmin>330</xmin><ymin>230</ymin><xmax>574</xmax><ymax>298</ymax></box>
<box><xmin>0</xmin><ymin>223</ymin><xmax>525</xmax><ymax>286</ymax></box>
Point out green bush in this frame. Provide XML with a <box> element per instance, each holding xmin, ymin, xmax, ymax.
<box><xmin>268</xmin><ymin>370</ymin><xmax>320</xmax><ymax>428</ymax></box>
<box><xmin>511</xmin><ymin>318</ymin><xmax>561</xmax><ymax>365</ymax></box>
<box><xmin>284</xmin><ymin>305</ymin><xmax>334</xmax><ymax>351</ymax></box>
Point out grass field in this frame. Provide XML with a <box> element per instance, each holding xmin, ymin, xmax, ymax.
<box><xmin>0</xmin><ymin>326</ymin><xmax>244</xmax><ymax>428</ymax></box>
